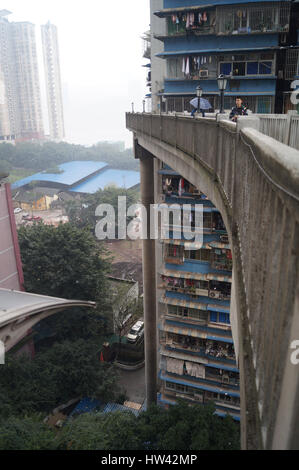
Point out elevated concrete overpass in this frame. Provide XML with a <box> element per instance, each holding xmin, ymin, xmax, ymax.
<box><xmin>126</xmin><ymin>112</ymin><xmax>299</xmax><ymax>450</ymax></box>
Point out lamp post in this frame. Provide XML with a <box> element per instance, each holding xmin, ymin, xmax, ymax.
<box><xmin>131</xmin><ymin>102</ymin><xmax>134</xmax><ymax>113</ymax></box>
<box><xmin>217</xmin><ymin>75</ymin><xmax>228</xmax><ymax>114</ymax></box>
<box><xmin>142</xmin><ymin>100</ymin><xmax>145</xmax><ymax>113</ymax></box>
<box><xmin>196</xmin><ymin>85</ymin><xmax>203</xmax><ymax>116</ymax></box>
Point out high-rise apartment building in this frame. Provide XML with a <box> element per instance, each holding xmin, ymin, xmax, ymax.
<box><xmin>156</xmin><ymin>166</ymin><xmax>240</xmax><ymax>420</ymax></box>
<box><xmin>0</xmin><ymin>10</ymin><xmax>44</xmax><ymax>141</ymax></box>
<box><xmin>41</xmin><ymin>21</ymin><xmax>65</xmax><ymax>141</ymax></box>
<box><xmin>149</xmin><ymin>0</ymin><xmax>299</xmax><ymax>114</ymax></box>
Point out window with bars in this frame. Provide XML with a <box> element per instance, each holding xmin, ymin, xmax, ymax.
<box><xmin>216</xmin><ymin>3</ymin><xmax>290</xmax><ymax>34</ymax></box>
<box><xmin>285</xmin><ymin>49</ymin><xmax>299</xmax><ymax>80</ymax></box>
<box><xmin>222</xmin><ymin>95</ymin><xmax>273</xmax><ymax>114</ymax></box>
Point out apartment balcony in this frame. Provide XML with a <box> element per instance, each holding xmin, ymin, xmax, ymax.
<box><xmin>163</xmin><ymin>255</ymin><xmax>184</xmax><ymax>265</ymax></box>
<box><xmin>159</xmin><ymin>278</ymin><xmax>231</xmax><ymax>300</ymax></box>
<box><xmin>160</xmin><ymin>367</ymin><xmax>240</xmax><ymax>390</ymax></box>
<box><xmin>160</xmin><ymin>339</ymin><xmax>236</xmax><ymax>365</ymax></box>
<box><xmin>160</xmin><ymin>371</ymin><xmax>240</xmax><ymax>409</ymax></box>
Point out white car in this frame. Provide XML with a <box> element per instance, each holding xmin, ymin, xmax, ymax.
<box><xmin>14</xmin><ymin>207</ymin><xmax>22</xmax><ymax>214</ymax></box>
<box><xmin>126</xmin><ymin>319</ymin><xmax>144</xmax><ymax>343</ymax></box>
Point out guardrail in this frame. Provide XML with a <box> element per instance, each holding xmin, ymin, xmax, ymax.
<box><xmin>259</xmin><ymin>113</ymin><xmax>299</xmax><ymax>150</ymax></box>
<box><xmin>131</xmin><ymin>111</ymin><xmax>299</xmax><ymax>151</ymax></box>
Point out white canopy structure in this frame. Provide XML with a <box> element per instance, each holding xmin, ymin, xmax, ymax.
<box><xmin>0</xmin><ymin>288</ymin><xmax>96</xmax><ymax>351</ymax></box>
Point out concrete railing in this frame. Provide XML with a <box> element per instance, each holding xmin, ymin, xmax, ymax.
<box><xmin>258</xmin><ymin>113</ymin><xmax>299</xmax><ymax>150</ymax></box>
<box><xmin>126</xmin><ymin>112</ymin><xmax>299</xmax><ymax>450</ymax></box>
<box><xmin>132</xmin><ymin>111</ymin><xmax>299</xmax><ymax>150</ymax></box>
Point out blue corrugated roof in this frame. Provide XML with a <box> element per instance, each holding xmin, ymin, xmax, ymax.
<box><xmin>101</xmin><ymin>402</ymin><xmax>140</xmax><ymax>416</ymax></box>
<box><xmin>69</xmin><ymin>397</ymin><xmax>101</xmax><ymax>417</ymax></box>
<box><xmin>12</xmin><ymin>161</ymin><xmax>108</xmax><ymax>189</ymax></box>
<box><xmin>70</xmin><ymin>169</ymin><xmax>140</xmax><ymax>193</ymax></box>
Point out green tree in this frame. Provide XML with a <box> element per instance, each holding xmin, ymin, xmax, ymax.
<box><xmin>18</xmin><ymin>222</ymin><xmax>110</xmax><ymax>300</ymax></box>
<box><xmin>57</xmin><ymin>411</ymin><xmax>139</xmax><ymax>450</ymax></box>
<box><xmin>0</xmin><ymin>340</ymin><xmax>120</xmax><ymax>419</ymax></box>
<box><xmin>64</xmin><ymin>186</ymin><xmax>139</xmax><ymax>235</ymax></box>
<box><xmin>0</xmin><ymin>415</ymin><xmax>56</xmax><ymax>450</ymax></box>
<box><xmin>56</xmin><ymin>401</ymin><xmax>240</xmax><ymax>451</ymax></box>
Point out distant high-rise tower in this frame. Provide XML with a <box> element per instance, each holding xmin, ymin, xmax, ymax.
<box><xmin>0</xmin><ymin>10</ymin><xmax>44</xmax><ymax>141</ymax></box>
<box><xmin>12</xmin><ymin>21</ymin><xmax>44</xmax><ymax>140</ymax></box>
<box><xmin>41</xmin><ymin>21</ymin><xmax>65</xmax><ymax>141</ymax></box>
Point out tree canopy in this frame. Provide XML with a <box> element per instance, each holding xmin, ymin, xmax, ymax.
<box><xmin>0</xmin><ymin>401</ymin><xmax>240</xmax><ymax>450</ymax></box>
<box><xmin>0</xmin><ymin>140</ymin><xmax>139</xmax><ymax>174</ymax></box>
<box><xmin>0</xmin><ymin>340</ymin><xmax>120</xmax><ymax>420</ymax></box>
<box><xmin>18</xmin><ymin>222</ymin><xmax>110</xmax><ymax>300</ymax></box>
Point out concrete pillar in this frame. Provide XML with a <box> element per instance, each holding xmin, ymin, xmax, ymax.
<box><xmin>139</xmin><ymin>148</ymin><xmax>157</xmax><ymax>406</ymax></box>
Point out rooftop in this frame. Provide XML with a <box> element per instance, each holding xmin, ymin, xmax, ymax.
<box><xmin>70</xmin><ymin>169</ymin><xmax>140</xmax><ymax>193</ymax></box>
<box><xmin>11</xmin><ymin>161</ymin><xmax>108</xmax><ymax>190</ymax></box>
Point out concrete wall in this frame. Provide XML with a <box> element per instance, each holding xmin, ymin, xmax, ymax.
<box><xmin>0</xmin><ymin>182</ymin><xmax>23</xmax><ymax>290</ymax></box>
<box><xmin>126</xmin><ymin>112</ymin><xmax>299</xmax><ymax>450</ymax></box>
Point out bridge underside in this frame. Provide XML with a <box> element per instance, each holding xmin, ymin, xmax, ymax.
<box><xmin>127</xmin><ymin>113</ymin><xmax>299</xmax><ymax>450</ymax></box>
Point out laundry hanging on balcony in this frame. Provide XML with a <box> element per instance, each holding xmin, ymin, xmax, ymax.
<box><xmin>166</xmin><ymin>357</ymin><xmax>184</xmax><ymax>375</ymax></box>
<box><xmin>186</xmin><ymin>361</ymin><xmax>205</xmax><ymax>378</ymax></box>
<box><xmin>182</xmin><ymin>57</ymin><xmax>190</xmax><ymax>75</ymax></box>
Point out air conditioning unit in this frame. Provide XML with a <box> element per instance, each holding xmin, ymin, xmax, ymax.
<box><xmin>210</xmin><ymin>291</ymin><xmax>221</xmax><ymax>299</ymax></box>
<box><xmin>199</xmin><ymin>70</ymin><xmax>209</xmax><ymax>78</ymax></box>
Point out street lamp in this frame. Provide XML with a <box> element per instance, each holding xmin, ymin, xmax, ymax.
<box><xmin>196</xmin><ymin>85</ymin><xmax>206</xmax><ymax>117</ymax></box>
<box><xmin>217</xmin><ymin>75</ymin><xmax>228</xmax><ymax>114</ymax></box>
<box><xmin>142</xmin><ymin>100</ymin><xmax>145</xmax><ymax>113</ymax></box>
<box><xmin>131</xmin><ymin>102</ymin><xmax>134</xmax><ymax>113</ymax></box>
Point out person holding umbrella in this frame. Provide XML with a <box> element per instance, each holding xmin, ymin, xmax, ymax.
<box><xmin>190</xmin><ymin>85</ymin><xmax>212</xmax><ymax>117</ymax></box>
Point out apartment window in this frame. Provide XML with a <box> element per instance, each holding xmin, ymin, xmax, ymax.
<box><xmin>232</xmin><ymin>61</ymin><xmax>245</xmax><ymax>76</ymax></box>
<box><xmin>285</xmin><ymin>49</ymin><xmax>299</xmax><ymax>80</ymax></box>
<box><xmin>210</xmin><ymin>311</ymin><xmax>230</xmax><ymax>324</ymax></box>
<box><xmin>259</xmin><ymin>61</ymin><xmax>272</xmax><ymax>75</ymax></box>
<box><xmin>220</xmin><ymin>58</ymin><xmax>273</xmax><ymax>76</ymax></box>
<box><xmin>247</xmin><ymin>61</ymin><xmax>259</xmax><ymax>75</ymax></box>
<box><xmin>220</xmin><ymin>62</ymin><xmax>232</xmax><ymax>75</ymax></box>
<box><xmin>217</xmin><ymin>3</ymin><xmax>290</xmax><ymax>34</ymax></box>
<box><xmin>184</xmin><ymin>248</ymin><xmax>210</xmax><ymax>262</ymax></box>
<box><xmin>257</xmin><ymin>96</ymin><xmax>272</xmax><ymax>113</ymax></box>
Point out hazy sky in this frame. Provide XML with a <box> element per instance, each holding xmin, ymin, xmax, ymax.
<box><xmin>5</xmin><ymin>0</ymin><xmax>150</xmax><ymax>147</ymax></box>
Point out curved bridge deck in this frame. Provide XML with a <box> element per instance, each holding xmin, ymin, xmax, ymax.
<box><xmin>126</xmin><ymin>112</ymin><xmax>299</xmax><ymax>450</ymax></box>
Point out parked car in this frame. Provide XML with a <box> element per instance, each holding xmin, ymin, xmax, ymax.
<box><xmin>14</xmin><ymin>207</ymin><xmax>22</xmax><ymax>214</ymax></box>
<box><xmin>33</xmin><ymin>215</ymin><xmax>42</xmax><ymax>221</ymax></box>
<box><xmin>23</xmin><ymin>215</ymin><xmax>33</xmax><ymax>221</ymax></box>
<box><xmin>22</xmin><ymin>212</ymin><xmax>29</xmax><ymax>218</ymax></box>
<box><xmin>126</xmin><ymin>319</ymin><xmax>144</xmax><ymax>343</ymax></box>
